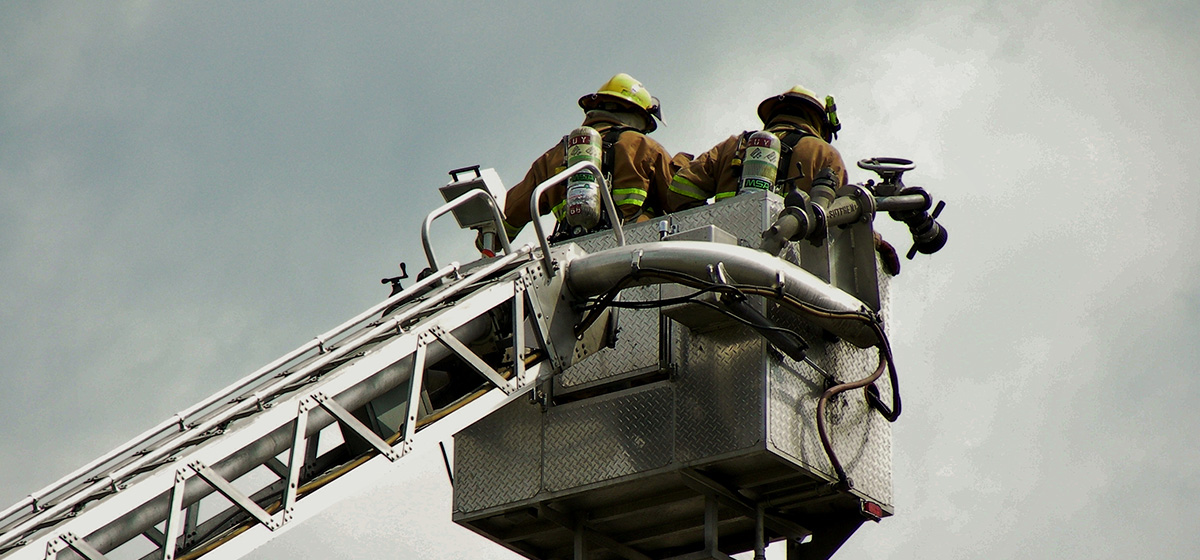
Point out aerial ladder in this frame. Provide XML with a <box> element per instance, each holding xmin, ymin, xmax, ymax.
<box><xmin>0</xmin><ymin>158</ymin><xmax>946</xmax><ymax>560</ymax></box>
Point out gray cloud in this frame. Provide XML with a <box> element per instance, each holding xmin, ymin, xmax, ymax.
<box><xmin>2</xmin><ymin>0</ymin><xmax>1198</xmax><ymax>558</ymax></box>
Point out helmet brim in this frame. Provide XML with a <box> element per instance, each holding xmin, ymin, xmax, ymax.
<box><xmin>758</xmin><ymin>94</ymin><xmax>824</xmax><ymax>124</ymax></box>
<box><xmin>579</xmin><ymin>93</ymin><xmax>659</xmax><ymax>133</ymax></box>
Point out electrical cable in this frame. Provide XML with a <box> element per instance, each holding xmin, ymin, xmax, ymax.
<box><xmin>575</xmin><ymin>265</ymin><xmax>903</xmax><ymax>489</ymax></box>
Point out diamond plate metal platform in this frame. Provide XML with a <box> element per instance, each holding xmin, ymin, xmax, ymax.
<box><xmin>454</xmin><ymin>193</ymin><xmax>893</xmax><ymax>560</ymax></box>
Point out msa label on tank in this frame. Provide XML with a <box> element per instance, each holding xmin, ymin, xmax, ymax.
<box><xmin>740</xmin><ymin>177</ymin><xmax>772</xmax><ymax>191</ymax></box>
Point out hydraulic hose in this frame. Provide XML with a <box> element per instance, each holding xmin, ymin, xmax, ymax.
<box><xmin>817</xmin><ymin>346</ymin><xmax>887</xmax><ymax>489</ymax></box>
<box><xmin>574</xmin><ymin>264</ymin><xmax>902</xmax><ymax>489</ymax></box>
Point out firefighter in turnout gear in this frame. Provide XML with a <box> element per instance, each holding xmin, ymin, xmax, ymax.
<box><xmin>665</xmin><ymin>85</ymin><xmax>901</xmax><ymax>274</ymax></box>
<box><xmin>498</xmin><ymin>73</ymin><xmax>676</xmax><ymax>242</ymax></box>
<box><xmin>665</xmin><ymin>85</ymin><xmax>846</xmax><ymax>210</ymax></box>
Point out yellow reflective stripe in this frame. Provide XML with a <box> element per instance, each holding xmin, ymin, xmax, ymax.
<box><xmin>552</xmin><ymin>200</ymin><xmax>567</xmax><ymax>221</ymax></box>
<box><xmin>614</xmin><ymin>198</ymin><xmax>644</xmax><ymax>207</ymax></box>
<box><xmin>611</xmin><ymin>187</ymin><xmax>647</xmax><ymax>197</ymax></box>
<box><xmin>611</xmin><ymin>187</ymin><xmax>647</xmax><ymax>204</ymax></box>
<box><xmin>503</xmin><ymin>220</ymin><xmax>521</xmax><ymax>239</ymax></box>
<box><xmin>669</xmin><ymin>176</ymin><xmax>707</xmax><ymax>200</ymax></box>
<box><xmin>714</xmin><ymin>191</ymin><xmax>738</xmax><ymax>200</ymax></box>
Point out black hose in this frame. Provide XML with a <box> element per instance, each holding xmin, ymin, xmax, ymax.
<box><xmin>576</xmin><ymin>265</ymin><xmax>904</xmax><ymax>488</ymax></box>
<box><xmin>817</xmin><ymin>346</ymin><xmax>888</xmax><ymax>488</ymax></box>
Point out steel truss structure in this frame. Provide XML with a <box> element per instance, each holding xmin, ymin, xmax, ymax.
<box><xmin>0</xmin><ymin>240</ymin><xmax>585</xmax><ymax>560</ymax></box>
<box><xmin>1</xmin><ymin>157</ymin><xmax>937</xmax><ymax>560</ymax></box>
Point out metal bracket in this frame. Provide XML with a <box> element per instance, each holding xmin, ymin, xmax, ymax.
<box><xmin>521</xmin><ymin>269</ymin><xmax>565</xmax><ymax>375</ymax></box>
<box><xmin>431</xmin><ymin>325</ymin><xmax>513</xmax><ymax>394</ymax></box>
<box><xmin>160</xmin><ymin>466</ymin><xmax>192</xmax><ymax>560</ymax></box>
<box><xmin>191</xmin><ymin>462</ymin><xmax>278</xmax><ymax>531</ymax></box>
<box><xmin>512</xmin><ymin>281</ymin><xmax>527</xmax><ymax>385</ymax></box>
<box><xmin>401</xmin><ymin>339</ymin><xmax>428</xmax><ymax>451</ymax></box>
<box><xmin>680</xmin><ymin>469</ymin><xmax>812</xmax><ymax>542</ymax></box>
<box><xmin>311</xmin><ymin>393</ymin><xmax>400</xmax><ymax>462</ymax></box>
<box><xmin>48</xmin><ymin>532</ymin><xmax>108</xmax><ymax>560</ymax></box>
<box><xmin>279</xmin><ymin>397</ymin><xmax>312</xmax><ymax>524</ymax></box>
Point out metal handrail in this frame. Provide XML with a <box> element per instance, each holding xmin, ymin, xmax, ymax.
<box><xmin>529</xmin><ymin>161</ymin><xmax>625</xmax><ymax>278</ymax></box>
<box><xmin>0</xmin><ymin>254</ymin><xmax>506</xmax><ymax>548</ymax></box>
<box><xmin>421</xmin><ymin>189</ymin><xmax>511</xmax><ymax>272</ymax></box>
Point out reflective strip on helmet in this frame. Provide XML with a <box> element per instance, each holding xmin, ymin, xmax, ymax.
<box><xmin>669</xmin><ymin>176</ymin><xmax>708</xmax><ymax>200</ymax></box>
<box><xmin>714</xmin><ymin>191</ymin><xmax>738</xmax><ymax>201</ymax></box>
<box><xmin>611</xmin><ymin>187</ymin><xmax>647</xmax><ymax>207</ymax></box>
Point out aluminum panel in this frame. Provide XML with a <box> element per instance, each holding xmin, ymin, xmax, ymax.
<box><xmin>559</xmin><ymin>221</ymin><xmax>665</xmax><ymax>386</ymax></box>
<box><xmin>543</xmin><ymin>384</ymin><xmax>674</xmax><ymax>492</ymax></box>
<box><xmin>557</xmin><ymin>285</ymin><xmax>662</xmax><ymax>387</ymax></box>
<box><xmin>763</xmin><ymin>308</ymin><xmax>834</xmax><ymax>476</ymax></box>
<box><xmin>667</xmin><ymin>191</ymin><xmax>775</xmax><ymax>249</ymax></box>
<box><xmin>674</xmin><ymin>326</ymin><xmax>765</xmax><ymax>463</ymax></box>
<box><xmin>453</xmin><ymin>397</ymin><xmax>543</xmax><ymax>514</ymax></box>
<box><xmin>765</xmin><ymin>306</ymin><xmax>894</xmax><ymax>507</ymax></box>
<box><xmin>827</xmin><ymin>339</ymin><xmax>894</xmax><ymax>507</ymax></box>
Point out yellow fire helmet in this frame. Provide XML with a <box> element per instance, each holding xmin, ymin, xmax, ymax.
<box><xmin>757</xmin><ymin>85</ymin><xmax>842</xmax><ymax>142</ymax></box>
<box><xmin>578</xmin><ymin>73</ymin><xmax>664</xmax><ymax>132</ymax></box>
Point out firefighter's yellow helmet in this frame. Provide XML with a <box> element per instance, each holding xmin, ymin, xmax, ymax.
<box><xmin>578</xmin><ymin>73</ymin><xmax>663</xmax><ymax>132</ymax></box>
<box><xmin>757</xmin><ymin>85</ymin><xmax>841</xmax><ymax>142</ymax></box>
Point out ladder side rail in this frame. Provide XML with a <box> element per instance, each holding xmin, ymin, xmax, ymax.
<box><xmin>156</xmin><ymin>359</ymin><xmax>552</xmax><ymax>560</ymax></box>
<box><xmin>188</xmin><ymin>356</ymin><xmax>552</xmax><ymax>560</ymax></box>
<box><xmin>529</xmin><ymin>161</ymin><xmax>625</xmax><ymax>279</ymax></box>
<box><xmin>144</xmin><ymin>259</ymin><xmax>470</xmax><ymax>457</ymax></box>
<box><xmin>17</xmin><ymin>268</ymin><xmax>535</xmax><ymax>560</ymax></box>
<box><xmin>0</xmin><ymin>248</ymin><xmax>532</xmax><ymax>552</ymax></box>
<box><xmin>0</xmin><ymin>262</ymin><xmax>463</xmax><ymax>535</ymax></box>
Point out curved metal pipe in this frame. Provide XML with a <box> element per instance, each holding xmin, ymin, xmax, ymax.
<box><xmin>563</xmin><ymin>241</ymin><xmax>880</xmax><ymax>348</ymax></box>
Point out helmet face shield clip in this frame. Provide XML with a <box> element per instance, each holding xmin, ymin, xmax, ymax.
<box><xmin>648</xmin><ymin>96</ymin><xmax>663</xmax><ymax>123</ymax></box>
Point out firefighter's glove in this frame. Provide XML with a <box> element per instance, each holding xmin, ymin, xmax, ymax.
<box><xmin>874</xmin><ymin>232</ymin><xmax>901</xmax><ymax>276</ymax></box>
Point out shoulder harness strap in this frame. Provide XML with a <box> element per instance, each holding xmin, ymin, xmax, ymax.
<box><xmin>600</xmin><ymin>126</ymin><xmax>635</xmax><ymax>180</ymax></box>
<box><xmin>599</xmin><ymin>125</ymin><xmax>648</xmax><ymax>223</ymax></box>
<box><xmin>775</xmin><ymin>127</ymin><xmax>814</xmax><ymax>189</ymax></box>
<box><xmin>560</xmin><ymin>134</ymin><xmax>570</xmax><ymax>170</ymax></box>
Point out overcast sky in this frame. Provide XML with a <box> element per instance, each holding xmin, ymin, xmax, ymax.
<box><xmin>3</xmin><ymin>1</ymin><xmax>1199</xmax><ymax>559</ymax></box>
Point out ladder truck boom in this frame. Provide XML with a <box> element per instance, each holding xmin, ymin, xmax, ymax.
<box><xmin>0</xmin><ymin>158</ymin><xmax>947</xmax><ymax>560</ymax></box>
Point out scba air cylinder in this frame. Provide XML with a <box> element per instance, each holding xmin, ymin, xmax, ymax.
<box><xmin>565</xmin><ymin>126</ymin><xmax>603</xmax><ymax>230</ymax></box>
<box><xmin>739</xmin><ymin>130</ymin><xmax>781</xmax><ymax>193</ymax></box>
